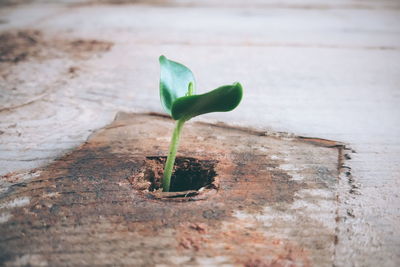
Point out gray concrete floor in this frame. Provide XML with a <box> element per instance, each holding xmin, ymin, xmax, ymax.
<box><xmin>0</xmin><ymin>0</ymin><xmax>399</xmax><ymax>266</ymax></box>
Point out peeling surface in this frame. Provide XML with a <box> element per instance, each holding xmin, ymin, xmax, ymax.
<box><xmin>0</xmin><ymin>113</ymin><xmax>342</xmax><ymax>266</ymax></box>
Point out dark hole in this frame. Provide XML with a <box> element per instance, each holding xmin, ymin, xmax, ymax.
<box><xmin>144</xmin><ymin>156</ymin><xmax>217</xmax><ymax>192</ymax></box>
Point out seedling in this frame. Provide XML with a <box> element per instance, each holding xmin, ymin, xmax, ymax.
<box><xmin>159</xmin><ymin>55</ymin><xmax>243</xmax><ymax>192</ymax></box>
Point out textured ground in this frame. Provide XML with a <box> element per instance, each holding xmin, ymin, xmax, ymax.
<box><xmin>0</xmin><ymin>113</ymin><xmax>344</xmax><ymax>266</ymax></box>
<box><xmin>0</xmin><ymin>0</ymin><xmax>399</xmax><ymax>266</ymax></box>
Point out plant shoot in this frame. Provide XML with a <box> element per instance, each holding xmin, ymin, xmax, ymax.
<box><xmin>159</xmin><ymin>55</ymin><xmax>243</xmax><ymax>192</ymax></box>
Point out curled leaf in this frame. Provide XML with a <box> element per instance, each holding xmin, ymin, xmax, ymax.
<box><xmin>171</xmin><ymin>83</ymin><xmax>243</xmax><ymax>121</ymax></box>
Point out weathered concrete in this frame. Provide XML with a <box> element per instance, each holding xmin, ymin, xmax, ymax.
<box><xmin>0</xmin><ymin>0</ymin><xmax>399</xmax><ymax>266</ymax></box>
<box><xmin>0</xmin><ymin>113</ymin><xmax>343</xmax><ymax>266</ymax></box>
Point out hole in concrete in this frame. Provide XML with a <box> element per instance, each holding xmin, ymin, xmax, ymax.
<box><xmin>130</xmin><ymin>157</ymin><xmax>219</xmax><ymax>199</ymax></box>
<box><xmin>146</xmin><ymin>156</ymin><xmax>218</xmax><ymax>192</ymax></box>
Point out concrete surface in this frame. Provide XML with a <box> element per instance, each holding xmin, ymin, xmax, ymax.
<box><xmin>0</xmin><ymin>113</ymin><xmax>343</xmax><ymax>266</ymax></box>
<box><xmin>0</xmin><ymin>0</ymin><xmax>399</xmax><ymax>266</ymax></box>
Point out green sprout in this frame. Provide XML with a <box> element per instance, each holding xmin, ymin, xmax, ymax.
<box><xmin>159</xmin><ymin>55</ymin><xmax>243</xmax><ymax>192</ymax></box>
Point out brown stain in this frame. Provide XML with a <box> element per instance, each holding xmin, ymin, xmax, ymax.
<box><xmin>0</xmin><ymin>113</ymin><xmax>340</xmax><ymax>265</ymax></box>
<box><xmin>176</xmin><ymin>221</ymin><xmax>311</xmax><ymax>267</ymax></box>
<box><xmin>63</xmin><ymin>39</ymin><xmax>113</xmax><ymax>59</ymax></box>
<box><xmin>0</xmin><ymin>30</ymin><xmax>112</xmax><ymax>65</ymax></box>
<box><xmin>0</xmin><ymin>30</ymin><xmax>42</xmax><ymax>63</ymax></box>
<box><xmin>0</xmin><ymin>29</ymin><xmax>114</xmax><ymax>113</ymax></box>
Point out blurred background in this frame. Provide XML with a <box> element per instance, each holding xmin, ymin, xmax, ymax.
<box><xmin>0</xmin><ymin>0</ymin><xmax>399</xmax><ymax>266</ymax></box>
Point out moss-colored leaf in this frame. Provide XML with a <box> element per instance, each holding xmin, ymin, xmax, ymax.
<box><xmin>159</xmin><ymin>55</ymin><xmax>195</xmax><ymax>115</ymax></box>
<box><xmin>171</xmin><ymin>83</ymin><xmax>243</xmax><ymax>121</ymax></box>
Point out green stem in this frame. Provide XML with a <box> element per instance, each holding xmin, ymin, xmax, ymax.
<box><xmin>162</xmin><ymin>118</ymin><xmax>185</xmax><ymax>192</ymax></box>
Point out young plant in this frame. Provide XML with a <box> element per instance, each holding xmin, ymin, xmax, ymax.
<box><xmin>159</xmin><ymin>55</ymin><xmax>243</xmax><ymax>192</ymax></box>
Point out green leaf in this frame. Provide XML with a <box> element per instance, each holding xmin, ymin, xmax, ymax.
<box><xmin>159</xmin><ymin>55</ymin><xmax>195</xmax><ymax>115</ymax></box>
<box><xmin>171</xmin><ymin>82</ymin><xmax>243</xmax><ymax>121</ymax></box>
